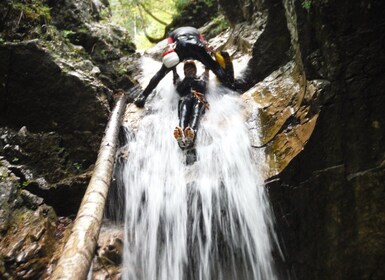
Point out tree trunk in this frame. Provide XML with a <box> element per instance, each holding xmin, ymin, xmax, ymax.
<box><xmin>50</xmin><ymin>93</ymin><xmax>128</xmax><ymax>280</ymax></box>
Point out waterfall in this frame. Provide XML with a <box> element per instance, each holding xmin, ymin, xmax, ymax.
<box><xmin>119</xmin><ymin>58</ymin><xmax>278</xmax><ymax>280</ymax></box>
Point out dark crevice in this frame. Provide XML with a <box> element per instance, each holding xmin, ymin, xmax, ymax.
<box><xmin>0</xmin><ymin>48</ymin><xmax>13</xmax><ymax>122</ymax></box>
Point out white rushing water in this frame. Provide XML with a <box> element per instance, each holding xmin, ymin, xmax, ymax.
<box><xmin>120</xmin><ymin>58</ymin><xmax>278</xmax><ymax>280</ymax></box>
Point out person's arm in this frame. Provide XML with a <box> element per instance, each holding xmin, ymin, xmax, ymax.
<box><xmin>173</xmin><ymin>67</ymin><xmax>180</xmax><ymax>85</ymax></box>
<box><xmin>176</xmin><ymin>77</ymin><xmax>193</xmax><ymax>94</ymax></box>
<box><xmin>134</xmin><ymin>64</ymin><xmax>170</xmax><ymax>107</ymax></box>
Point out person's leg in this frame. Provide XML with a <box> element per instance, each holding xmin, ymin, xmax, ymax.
<box><xmin>184</xmin><ymin>99</ymin><xmax>204</xmax><ymax>148</ymax></box>
<box><xmin>179</xmin><ymin>96</ymin><xmax>194</xmax><ymax>129</ymax></box>
<box><xmin>190</xmin><ymin>102</ymin><xmax>205</xmax><ymax>132</ymax></box>
<box><xmin>175</xmin><ymin>96</ymin><xmax>193</xmax><ymax>149</ymax></box>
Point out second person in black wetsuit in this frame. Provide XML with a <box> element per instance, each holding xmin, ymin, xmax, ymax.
<box><xmin>173</xmin><ymin>60</ymin><xmax>209</xmax><ymax>149</ymax></box>
<box><xmin>134</xmin><ymin>26</ymin><xmax>234</xmax><ymax>107</ymax></box>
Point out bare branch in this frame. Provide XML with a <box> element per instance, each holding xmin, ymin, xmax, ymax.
<box><xmin>138</xmin><ymin>2</ymin><xmax>168</xmax><ymax>25</ymax></box>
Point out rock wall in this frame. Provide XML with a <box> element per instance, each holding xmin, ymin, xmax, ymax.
<box><xmin>0</xmin><ymin>0</ymin><xmax>137</xmax><ymax>278</ymax></box>
<box><xmin>218</xmin><ymin>0</ymin><xmax>264</xmax><ymax>25</ymax></box>
<box><xmin>265</xmin><ymin>1</ymin><xmax>385</xmax><ymax>279</ymax></box>
<box><xmin>220</xmin><ymin>0</ymin><xmax>385</xmax><ymax>278</ymax></box>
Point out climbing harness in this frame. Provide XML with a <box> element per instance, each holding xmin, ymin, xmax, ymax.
<box><xmin>192</xmin><ymin>90</ymin><xmax>209</xmax><ymax>110</ymax></box>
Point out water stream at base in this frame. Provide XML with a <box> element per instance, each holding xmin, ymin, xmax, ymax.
<box><xmin>119</xmin><ymin>58</ymin><xmax>278</xmax><ymax>280</ymax></box>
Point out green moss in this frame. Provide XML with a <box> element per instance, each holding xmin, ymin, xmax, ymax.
<box><xmin>0</xmin><ymin>164</ymin><xmax>9</xmax><ymax>178</ymax></box>
<box><xmin>99</xmin><ymin>7</ymin><xmax>111</xmax><ymax>21</ymax></box>
<box><xmin>22</xmin><ymin>181</ymin><xmax>31</xmax><ymax>187</ymax></box>
<box><xmin>210</xmin><ymin>15</ymin><xmax>229</xmax><ymax>35</ymax></box>
<box><xmin>62</xmin><ymin>30</ymin><xmax>76</xmax><ymax>39</ymax></box>
<box><xmin>73</xmin><ymin>162</ymin><xmax>82</xmax><ymax>171</ymax></box>
<box><xmin>11</xmin><ymin>0</ymin><xmax>52</xmax><ymax>23</ymax></box>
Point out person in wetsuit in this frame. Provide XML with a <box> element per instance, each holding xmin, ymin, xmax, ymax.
<box><xmin>134</xmin><ymin>26</ymin><xmax>234</xmax><ymax>107</ymax></box>
<box><xmin>173</xmin><ymin>60</ymin><xmax>209</xmax><ymax>149</ymax></box>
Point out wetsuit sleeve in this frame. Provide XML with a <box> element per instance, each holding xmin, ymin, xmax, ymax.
<box><xmin>173</xmin><ymin>68</ymin><xmax>180</xmax><ymax>85</ymax></box>
<box><xmin>176</xmin><ymin>77</ymin><xmax>193</xmax><ymax>95</ymax></box>
<box><xmin>142</xmin><ymin>64</ymin><xmax>171</xmax><ymax>97</ymax></box>
<box><xmin>195</xmin><ymin>79</ymin><xmax>207</xmax><ymax>94</ymax></box>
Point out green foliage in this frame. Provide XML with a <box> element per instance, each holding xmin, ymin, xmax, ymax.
<box><xmin>11</xmin><ymin>157</ymin><xmax>19</xmax><ymax>163</ymax></box>
<box><xmin>22</xmin><ymin>181</ymin><xmax>31</xmax><ymax>187</ymax></box>
<box><xmin>73</xmin><ymin>162</ymin><xmax>82</xmax><ymax>171</ymax></box>
<box><xmin>212</xmin><ymin>15</ymin><xmax>229</xmax><ymax>32</ymax></box>
<box><xmin>203</xmin><ymin>0</ymin><xmax>214</xmax><ymax>7</ymax></box>
<box><xmin>110</xmin><ymin>0</ymin><xmax>176</xmax><ymax>49</ymax></box>
<box><xmin>302</xmin><ymin>0</ymin><xmax>312</xmax><ymax>10</ymax></box>
<box><xmin>175</xmin><ymin>0</ymin><xmax>189</xmax><ymax>11</ymax></box>
<box><xmin>99</xmin><ymin>7</ymin><xmax>111</xmax><ymax>20</ymax></box>
<box><xmin>0</xmin><ymin>168</ymin><xmax>9</xmax><ymax>180</ymax></box>
<box><xmin>62</xmin><ymin>30</ymin><xmax>76</xmax><ymax>38</ymax></box>
<box><xmin>11</xmin><ymin>0</ymin><xmax>52</xmax><ymax>23</ymax></box>
<box><xmin>175</xmin><ymin>0</ymin><xmax>213</xmax><ymax>12</ymax></box>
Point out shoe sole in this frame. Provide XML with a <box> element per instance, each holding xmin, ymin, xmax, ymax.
<box><xmin>174</xmin><ymin>127</ymin><xmax>185</xmax><ymax>148</ymax></box>
<box><xmin>184</xmin><ymin>128</ymin><xmax>195</xmax><ymax>147</ymax></box>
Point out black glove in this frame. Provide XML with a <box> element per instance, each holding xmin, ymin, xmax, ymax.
<box><xmin>134</xmin><ymin>95</ymin><xmax>147</xmax><ymax>108</ymax></box>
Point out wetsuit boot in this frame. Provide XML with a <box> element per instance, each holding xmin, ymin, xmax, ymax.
<box><xmin>184</xmin><ymin>127</ymin><xmax>195</xmax><ymax>148</ymax></box>
<box><xmin>173</xmin><ymin>126</ymin><xmax>185</xmax><ymax>149</ymax></box>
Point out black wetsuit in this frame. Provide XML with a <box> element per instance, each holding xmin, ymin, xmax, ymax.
<box><xmin>176</xmin><ymin>74</ymin><xmax>207</xmax><ymax>132</ymax></box>
<box><xmin>135</xmin><ymin>26</ymin><xmax>232</xmax><ymax>106</ymax></box>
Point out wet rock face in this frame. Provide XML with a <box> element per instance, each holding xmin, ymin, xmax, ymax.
<box><xmin>242</xmin><ymin>62</ymin><xmax>325</xmax><ymax>177</ymax></box>
<box><xmin>0</xmin><ymin>1</ymin><xmax>137</xmax><ymax>275</ymax></box>
<box><xmin>47</xmin><ymin>0</ymin><xmax>108</xmax><ymax>30</ymax></box>
<box><xmin>48</xmin><ymin>0</ymin><xmax>136</xmax><ymax>67</ymax></box>
<box><xmin>218</xmin><ymin>0</ymin><xmax>265</xmax><ymax>25</ymax></box>
<box><xmin>47</xmin><ymin>0</ymin><xmax>136</xmax><ymax>91</ymax></box>
<box><xmin>0</xmin><ymin>0</ymin><xmax>138</xmax><ymax>215</ymax></box>
<box><xmin>265</xmin><ymin>0</ymin><xmax>385</xmax><ymax>279</ymax></box>
<box><xmin>0</xmin><ymin>0</ymin><xmax>52</xmax><ymax>41</ymax></box>
<box><xmin>0</xmin><ymin>127</ymin><xmax>92</xmax><ymax>215</ymax></box>
<box><xmin>90</xmin><ymin>224</ymin><xmax>124</xmax><ymax>279</ymax></box>
<box><xmin>0</xmin><ymin>41</ymin><xmax>110</xmax><ymax>133</ymax></box>
<box><xmin>243</xmin><ymin>0</ymin><xmax>291</xmax><ymax>88</ymax></box>
<box><xmin>0</xmin><ymin>40</ymin><xmax>110</xmax><ymax>211</ymax></box>
<box><xmin>0</xmin><ymin>158</ymin><xmax>73</xmax><ymax>279</ymax></box>
<box><xmin>167</xmin><ymin>0</ymin><xmax>219</xmax><ymax>34</ymax></box>
<box><xmin>217</xmin><ymin>0</ymin><xmax>291</xmax><ymax>90</ymax></box>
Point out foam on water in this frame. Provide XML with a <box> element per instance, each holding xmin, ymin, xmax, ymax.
<box><xmin>120</xmin><ymin>57</ymin><xmax>278</xmax><ymax>280</ymax></box>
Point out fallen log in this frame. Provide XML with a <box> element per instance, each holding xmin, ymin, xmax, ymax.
<box><xmin>51</xmin><ymin>93</ymin><xmax>128</xmax><ymax>280</ymax></box>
